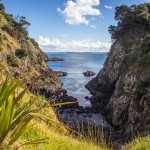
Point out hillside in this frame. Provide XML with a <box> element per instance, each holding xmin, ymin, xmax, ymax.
<box><xmin>86</xmin><ymin>3</ymin><xmax>150</xmax><ymax>139</ymax></box>
<box><xmin>0</xmin><ymin>5</ymin><xmax>62</xmax><ymax>97</ymax></box>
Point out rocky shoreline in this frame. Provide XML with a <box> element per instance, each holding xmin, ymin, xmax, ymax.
<box><xmin>45</xmin><ymin>57</ymin><xmax>64</xmax><ymax>62</ymax></box>
<box><xmin>51</xmin><ymin>89</ymin><xmax>123</xmax><ymax>146</ymax></box>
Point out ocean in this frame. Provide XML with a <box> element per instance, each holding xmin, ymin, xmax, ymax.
<box><xmin>46</xmin><ymin>52</ymin><xmax>107</xmax><ymax>107</ymax></box>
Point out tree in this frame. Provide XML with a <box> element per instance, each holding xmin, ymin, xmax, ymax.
<box><xmin>0</xmin><ymin>2</ymin><xmax>5</xmax><ymax>12</ymax></box>
<box><xmin>19</xmin><ymin>16</ymin><xmax>31</xmax><ymax>29</ymax></box>
<box><xmin>115</xmin><ymin>5</ymin><xmax>129</xmax><ymax>23</ymax></box>
<box><xmin>108</xmin><ymin>25</ymin><xmax>118</xmax><ymax>40</ymax></box>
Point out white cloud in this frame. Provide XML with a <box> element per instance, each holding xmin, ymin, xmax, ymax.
<box><xmin>37</xmin><ymin>36</ymin><xmax>111</xmax><ymax>52</ymax></box>
<box><xmin>57</xmin><ymin>0</ymin><xmax>101</xmax><ymax>25</ymax></box>
<box><xmin>104</xmin><ymin>5</ymin><xmax>113</xmax><ymax>10</ymax></box>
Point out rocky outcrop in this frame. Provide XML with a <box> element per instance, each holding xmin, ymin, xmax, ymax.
<box><xmin>83</xmin><ymin>71</ymin><xmax>96</xmax><ymax>77</ymax></box>
<box><xmin>54</xmin><ymin>71</ymin><xmax>68</xmax><ymax>77</ymax></box>
<box><xmin>45</xmin><ymin>57</ymin><xmax>64</xmax><ymax>62</ymax></box>
<box><xmin>86</xmin><ymin>3</ymin><xmax>150</xmax><ymax>139</ymax></box>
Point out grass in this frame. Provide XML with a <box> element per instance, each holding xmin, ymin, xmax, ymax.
<box><xmin>20</xmin><ymin>122</ymin><xmax>103</xmax><ymax>150</ymax></box>
<box><xmin>122</xmin><ymin>136</ymin><xmax>150</xmax><ymax>150</ymax></box>
<box><xmin>18</xmin><ymin>92</ymin><xmax>105</xmax><ymax>150</ymax></box>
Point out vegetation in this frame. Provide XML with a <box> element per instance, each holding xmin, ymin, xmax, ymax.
<box><xmin>7</xmin><ymin>54</ymin><xmax>20</xmax><ymax>67</ymax></box>
<box><xmin>0</xmin><ymin>80</ymin><xmax>34</xmax><ymax>149</ymax></box>
<box><xmin>30</xmin><ymin>38</ymin><xmax>40</xmax><ymax>49</ymax></box>
<box><xmin>0</xmin><ymin>2</ymin><xmax>4</xmax><ymax>12</ymax></box>
<box><xmin>108</xmin><ymin>3</ymin><xmax>150</xmax><ymax>41</ymax></box>
<box><xmin>15</xmin><ymin>48</ymin><xmax>29</xmax><ymax>58</ymax></box>
<box><xmin>1</xmin><ymin>14</ymin><xmax>30</xmax><ymax>40</ymax></box>
<box><xmin>0</xmin><ymin>75</ymin><xmax>103</xmax><ymax>150</ymax></box>
<box><xmin>123</xmin><ymin>136</ymin><xmax>150</xmax><ymax>150</ymax></box>
<box><xmin>0</xmin><ymin>34</ymin><xmax>2</xmax><ymax>51</ymax></box>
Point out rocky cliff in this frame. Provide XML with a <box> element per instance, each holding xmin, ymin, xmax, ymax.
<box><xmin>86</xmin><ymin>3</ymin><xmax>150</xmax><ymax>139</ymax></box>
<box><xmin>0</xmin><ymin>4</ymin><xmax>62</xmax><ymax>97</ymax></box>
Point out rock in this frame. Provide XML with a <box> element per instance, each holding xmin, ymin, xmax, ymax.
<box><xmin>45</xmin><ymin>57</ymin><xmax>64</xmax><ymax>62</ymax></box>
<box><xmin>52</xmin><ymin>89</ymin><xmax>79</xmax><ymax>109</ymax></box>
<box><xmin>54</xmin><ymin>71</ymin><xmax>68</xmax><ymax>77</ymax></box>
<box><xmin>85</xmin><ymin>96</ymin><xmax>89</xmax><ymax>100</ymax></box>
<box><xmin>86</xmin><ymin>15</ymin><xmax>150</xmax><ymax>139</ymax></box>
<box><xmin>83</xmin><ymin>71</ymin><xmax>96</xmax><ymax>77</ymax></box>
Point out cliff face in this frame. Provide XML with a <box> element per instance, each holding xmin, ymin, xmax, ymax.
<box><xmin>86</xmin><ymin>3</ymin><xmax>150</xmax><ymax>138</ymax></box>
<box><xmin>0</xmin><ymin>7</ymin><xmax>62</xmax><ymax>97</ymax></box>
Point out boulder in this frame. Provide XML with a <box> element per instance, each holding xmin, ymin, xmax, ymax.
<box><xmin>83</xmin><ymin>71</ymin><xmax>96</xmax><ymax>77</ymax></box>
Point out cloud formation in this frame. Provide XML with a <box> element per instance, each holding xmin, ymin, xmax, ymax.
<box><xmin>104</xmin><ymin>5</ymin><xmax>113</xmax><ymax>10</ymax></box>
<box><xmin>57</xmin><ymin>0</ymin><xmax>101</xmax><ymax>25</ymax></box>
<box><xmin>37</xmin><ymin>36</ymin><xmax>111</xmax><ymax>52</ymax></box>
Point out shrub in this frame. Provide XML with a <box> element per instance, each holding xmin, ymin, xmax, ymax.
<box><xmin>15</xmin><ymin>48</ymin><xmax>28</xmax><ymax>58</ymax></box>
<box><xmin>20</xmin><ymin>38</ymin><xmax>30</xmax><ymax>50</ymax></box>
<box><xmin>30</xmin><ymin>38</ymin><xmax>39</xmax><ymax>49</ymax></box>
<box><xmin>0</xmin><ymin>34</ymin><xmax>2</xmax><ymax>51</ymax></box>
<box><xmin>0</xmin><ymin>2</ymin><xmax>5</xmax><ymax>12</ymax></box>
<box><xmin>1</xmin><ymin>25</ymin><xmax>15</xmax><ymax>37</ymax></box>
<box><xmin>2</xmin><ymin>12</ymin><xmax>13</xmax><ymax>22</ymax></box>
<box><xmin>7</xmin><ymin>53</ymin><xmax>20</xmax><ymax>67</ymax></box>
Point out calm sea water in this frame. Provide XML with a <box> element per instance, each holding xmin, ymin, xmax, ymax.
<box><xmin>46</xmin><ymin>52</ymin><xmax>107</xmax><ymax>107</ymax></box>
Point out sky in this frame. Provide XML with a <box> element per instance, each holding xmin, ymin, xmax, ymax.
<box><xmin>1</xmin><ymin>0</ymin><xmax>150</xmax><ymax>52</ymax></box>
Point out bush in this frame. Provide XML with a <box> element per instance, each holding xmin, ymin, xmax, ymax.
<box><xmin>20</xmin><ymin>38</ymin><xmax>30</xmax><ymax>49</ymax></box>
<box><xmin>2</xmin><ymin>24</ymin><xmax>15</xmax><ymax>37</ymax></box>
<box><xmin>2</xmin><ymin>12</ymin><xmax>13</xmax><ymax>22</ymax></box>
<box><xmin>30</xmin><ymin>38</ymin><xmax>39</xmax><ymax>49</ymax></box>
<box><xmin>15</xmin><ymin>48</ymin><xmax>28</xmax><ymax>58</ymax></box>
<box><xmin>0</xmin><ymin>3</ymin><xmax>5</xmax><ymax>12</ymax></box>
<box><xmin>138</xmin><ymin>35</ymin><xmax>150</xmax><ymax>54</ymax></box>
<box><xmin>7</xmin><ymin>54</ymin><xmax>20</xmax><ymax>67</ymax></box>
<box><xmin>0</xmin><ymin>34</ymin><xmax>2</xmax><ymax>51</ymax></box>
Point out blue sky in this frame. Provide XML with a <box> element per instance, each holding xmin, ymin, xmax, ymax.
<box><xmin>1</xmin><ymin>0</ymin><xmax>149</xmax><ymax>52</ymax></box>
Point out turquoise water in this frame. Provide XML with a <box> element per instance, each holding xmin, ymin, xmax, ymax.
<box><xmin>46</xmin><ymin>52</ymin><xmax>107</xmax><ymax>107</ymax></box>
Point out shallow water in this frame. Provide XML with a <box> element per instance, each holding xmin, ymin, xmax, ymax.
<box><xmin>46</xmin><ymin>52</ymin><xmax>107</xmax><ymax>107</ymax></box>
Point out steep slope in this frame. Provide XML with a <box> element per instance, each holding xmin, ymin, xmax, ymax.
<box><xmin>0</xmin><ymin>6</ymin><xmax>62</xmax><ymax>97</ymax></box>
<box><xmin>86</xmin><ymin>3</ymin><xmax>150</xmax><ymax>138</ymax></box>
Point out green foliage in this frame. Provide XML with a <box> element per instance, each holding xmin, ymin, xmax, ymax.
<box><xmin>1</xmin><ymin>15</ymin><xmax>29</xmax><ymax>40</ymax></box>
<box><xmin>0</xmin><ymin>35</ymin><xmax>2</xmax><ymax>45</ymax></box>
<box><xmin>2</xmin><ymin>25</ymin><xmax>14</xmax><ymax>36</ymax></box>
<box><xmin>7</xmin><ymin>54</ymin><xmax>20</xmax><ymax>67</ymax></box>
<box><xmin>2</xmin><ymin>12</ymin><xmax>13</xmax><ymax>22</ymax></box>
<box><xmin>123</xmin><ymin>136</ymin><xmax>150</xmax><ymax>150</ymax></box>
<box><xmin>20</xmin><ymin>38</ymin><xmax>30</xmax><ymax>50</ymax></box>
<box><xmin>109</xmin><ymin>3</ymin><xmax>150</xmax><ymax>40</ymax></box>
<box><xmin>126</xmin><ymin>35</ymin><xmax>150</xmax><ymax>67</ymax></box>
<box><xmin>0</xmin><ymin>34</ymin><xmax>3</xmax><ymax>51</ymax></box>
<box><xmin>0</xmin><ymin>2</ymin><xmax>5</xmax><ymax>12</ymax></box>
<box><xmin>30</xmin><ymin>38</ymin><xmax>40</xmax><ymax>49</ymax></box>
<box><xmin>139</xmin><ymin>35</ymin><xmax>150</xmax><ymax>54</ymax></box>
<box><xmin>136</xmin><ymin>75</ymin><xmax>150</xmax><ymax>97</ymax></box>
<box><xmin>15</xmin><ymin>48</ymin><xmax>28</xmax><ymax>58</ymax></box>
<box><xmin>0</xmin><ymin>80</ymin><xmax>33</xmax><ymax>149</ymax></box>
<box><xmin>19</xmin><ymin>16</ymin><xmax>31</xmax><ymax>29</ymax></box>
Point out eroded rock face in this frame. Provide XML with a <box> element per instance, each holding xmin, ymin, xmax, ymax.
<box><xmin>86</xmin><ymin>34</ymin><xmax>150</xmax><ymax>138</ymax></box>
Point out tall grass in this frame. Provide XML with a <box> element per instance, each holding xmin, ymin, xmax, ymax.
<box><xmin>0</xmin><ymin>78</ymin><xmax>81</xmax><ymax>149</ymax></box>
